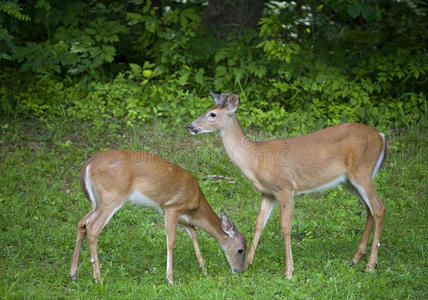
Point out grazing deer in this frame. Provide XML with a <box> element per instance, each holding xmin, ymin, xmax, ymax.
<box><xmin>186</xmin><ymin>92</ymin><xmax>386</xmax><ymax>279</ymax></box>
<box><xmin>69</xmin><ymin>150</ymin><xmax>246</xmax><ymax>284</ymax></box>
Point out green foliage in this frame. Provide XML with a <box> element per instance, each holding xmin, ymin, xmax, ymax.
<box><xmin>1</xmin><ymin>1</ymin><xmax>128</xmax><ymax>74</ymax></box>
<box><xmin>213</xmin><ymin>31</ymin><xmax>267</xmax><ymax>91</ymax></box>
<box><xmin>258</xmin><ymin>15</ymin><xmax>301</xmax><ymax>63</ymax></box>
<box><xmin>0</xmin><ymin>1</ymin><xmax>30</xmax><ymax>21</ymax></box>
<box><xmin>0</xmin><ymin>0</ymin><xmax>427</xmax><ymax>132</ymax></box>
<box><xmin>128</xmin><ymin>1</ymin><xmax>202</xmax><ymax>72</ymax></box>
<box><xmin>13</xmin><ymin>17</ymin><xmax>127</xmax><ymax>75</ymax></box>
<box><xmin>252</xmin><ymin>5</ymin><xmax>428</xmax><ymax>131</ymax></box>
<box><xmin>0</xmin><ymin>1</ymin><xmax>30</xmax><ymax>60</ymax></box>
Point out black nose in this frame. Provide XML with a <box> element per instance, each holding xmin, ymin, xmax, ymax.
<box><xmin>186</xmin><ymin>124</ymin><xmax>193</xmax><ymax>132</ymax></box>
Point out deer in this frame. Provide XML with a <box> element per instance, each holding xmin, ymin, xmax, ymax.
<box><xmin>186</xmin><ymin>92</ymin><xmax>386</xmax><ymax>279</ymax></box>
<box><xmin>69</xmin><ymin>149</ymin><xmax>246</xmax><ymax>284</ymax></box>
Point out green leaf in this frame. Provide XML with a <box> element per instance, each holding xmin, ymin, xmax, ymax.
<box><xmin>347</xmin><ymin>5</ymin><xmax>361</xmax><ymax>19</ymax></box>
<box><xmin>35</xmin><ymin>0</ymin><xmax>51</xmax><ymax>10</ymax></box>
<box><xmin>214</xmin><ymin>49</ymin><xmax>230</xmax><ymax>63</ymax></box>
<box><xmin>361</xmin><ymin>5</ymin><xmax>377</xmax><ymax>21</ymax></box>
<box><xmin>194</xmin><ymin>68</ymin><xmax>205</xmax><ymax>85</ymax></box>
<box><xmin>129</xmin><ymin>63</ymin><xmax>142</xmax><ymax>74</ymax></box>
<box><xmin>144</xmin><ymin>16</ymin><xmax>159</xmax><ymax>33</ymax></box>
<box><xmin>152</xmin><ymin>64</ymin><xmax>167</xmax><ymax>77</ymax></box>
<box><xmin>178</xmin><ymin>70</ymin><xmax>190</xmax><ymax>85</ymax></box>
<box><xmin>157</xmin><ymin>102</ymin><xmax>170</xmax><ymax>111</ymax></box>
<box><xmin>126</xmin><ymin>12</ymin><xmax>145</xmax><ymax>25</ymax></box>
<box><xmin>215</xmin><ymin>66</ymin><xmax>228</xmax><ymax>77</ymax></box>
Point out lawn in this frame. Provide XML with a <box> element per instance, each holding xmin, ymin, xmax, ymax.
<box><xmin>0</xmin><ymin>117</ymin><xmax>427</xmax><ymax>299</ymax></box>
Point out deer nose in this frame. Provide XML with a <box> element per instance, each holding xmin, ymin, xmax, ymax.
<box><xmin>186</xmin><ymin>124</ymin><xmax>196</xmax><ymax>134</ymax></box>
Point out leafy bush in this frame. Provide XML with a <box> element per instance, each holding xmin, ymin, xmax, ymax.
<box><xmin>13</xmin><ymin>17</ymin><xmax>127</xmax><ymax>75</ymax></box>
<box><xmin>127</xmin><ymin>1</ymin><xmax>202</xmax><ymax>73</ymax></box>
<box><xmin>1</xmin><ymin>0</ymin><xmax>427</xmax><ymax>134</ymax></box>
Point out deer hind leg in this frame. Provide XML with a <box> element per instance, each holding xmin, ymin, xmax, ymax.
<box><xmin>344</xmin><ymin>182</ymin><xmax>374</xmax><ymax>265</ymax></box>
<box><xmin>275</xmin><ymin>190</ymin><xmax>294</xmax><ymax>279</ymax></box>
<box><xmin>352</xmin><ymin>205</ymin><xmax>374</xmax><ymax>265</ymax></box>
<box><xmin>86</xmin><ymin>202</ymin><xmax>124</xmax><ymax>284</ymax></box>
<box><xmin>245</xmin><ymin>195</ymin><xmax>276</xmax><ymax>268</ymax></box>
<box><xmin>70</xmin><ymin>210</ymin><xmax>96</xmax><ymax>280</ymax></box>
<box><xmin>348</xmin><ymin>173</ymin><xmax>385</xmax><ymax>272</ymax></box>
<box><xmin>183</xmin><ymin>224</ymin><xmax>207</xmax><ymax>275</ymax></box>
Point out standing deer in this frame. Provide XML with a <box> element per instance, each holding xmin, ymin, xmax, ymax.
<box><xmin>186</xmin><ymin>92</ymin><xmax>386</xmax><ymax>279</ymax></box>
<box><xmin>69</xmin><ymin>150</ymin><xmax>246</xmax><ymax>284</ymax></box>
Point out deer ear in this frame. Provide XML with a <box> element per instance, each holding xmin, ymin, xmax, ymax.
<box><xmin>226</xmin><ymin>94</ymin><xmax>240</xmax><ymax>113</ymax></box>
<box><xmin>209</xmin><ymin>90</ymin><xmax>222</xmax><ymax>105</ymax></box>
<box><xmin>220</xmin><ymin>209</ymin><xmax>237</xmax><ymax>237</ymax></box>
<box><xmin>219</xmin><ymin>93</ymin><xmax>230</xmax><ymax>106</ymax></box>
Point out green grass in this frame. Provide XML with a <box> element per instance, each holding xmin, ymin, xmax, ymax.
<box><xmin>0</xmin><ymin>117</ymin><xmax>427</xmax><ymax>299</ymax></box>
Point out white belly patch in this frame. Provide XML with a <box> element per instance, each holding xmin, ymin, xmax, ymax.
<box><xmin>127</xmin><ymin>190</ymin><xmax>163</xmax><ymax>214</ymax></box>
<box><xmin>296</xmin><ymin>174</ymin><xmax>347</xmax><ymax>195</ymax></box>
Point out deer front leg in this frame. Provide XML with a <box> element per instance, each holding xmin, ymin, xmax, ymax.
<box><xmin>245</xmin><ymin>195</ymin><xmax>276</xmax><ymax>268</ymax></box>
<box><xmin>165</xmin><ymin>209</ymin><xmax>178</xmax><ymax>284</ymax></box>
<box><xmin>183</xmin><ymin>225</ymin><xmax>207</xmax><ymax>275</ymax></box>
<box><xmin>275</xmin><ymin>190</ymin><xmax>294</xmax><ymax>279</ymax></box>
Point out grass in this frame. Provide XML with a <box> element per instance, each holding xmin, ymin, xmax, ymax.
<box><xmin>0</xmin><ymin>116</ymin><xmax>427</xmax><ymax>299</ymax></box>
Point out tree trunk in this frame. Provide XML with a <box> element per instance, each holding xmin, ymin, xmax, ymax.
<box><xmin>206</xmin><ymin>0</ymin><xmax>263</xmax><ymax>35</ymax></box>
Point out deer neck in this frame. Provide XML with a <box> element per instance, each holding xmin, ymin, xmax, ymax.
<box><xmin>192</xmin><ymin>195</ymin><xmax>228</xmax><ymax>245</ymax></box>
<box><xmin>219</xmin><ymin>114</ymin><xmax>255</xmax><ymax>169</ymax></box>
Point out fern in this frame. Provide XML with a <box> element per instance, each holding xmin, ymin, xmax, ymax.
<box><xmin>0</xmin><ymin>1</ymin><xmax>30</xmax><ymax>21</ymax></box>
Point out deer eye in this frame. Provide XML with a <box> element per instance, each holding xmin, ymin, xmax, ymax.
<box><xmin>237</xmin><ymin>249</ymin><xmax>243</xmax><ymax>254</ymax></box>
<box><xmin>209</xmin><ymin>112</ymin><xmax>216</xmax><ymax>118</ymax></box>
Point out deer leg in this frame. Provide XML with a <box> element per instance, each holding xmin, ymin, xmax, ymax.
<box><xmin>349</xmin><ymin>174</ymin><xmax>385</xmax><ymax>272</ymax></box>
<box><xmin>352</xmin><ymin>205</ymin><xmax>374</xmax><ymax>264</ymax></box>
<box><xmin>366</xmin><ymin>192</ymin><xmax>384</xmax><ymax>272</ymax></box>
<box><xmin>165</xmin><ymin>209</ymin><xmax>178</xmax><ymax>284</ymax></box>
<box><xmin>275</xmin><ymin>190</ymin><xmax>294</xmax><ymax>279</ymax></box>
<box><xmin>245</xmin><ymin>195</ymin><xmax>276</xmax><ymax>268</ymax></box>
<box><xmin>69</xmin><ymin>210</ymin><xmax>95</xmax><ymax>280</ymax></box>
<box><xmin>183</xmin><ymin>225</ymin><xmax>207</xmax><ymax>275</ymax></box>
<box><xmin>86</xmin><ymin>203</ymin><xmax>124</xmax><ymax>284</ymax></box>
<box><xmin>345</xmin><ymin>182</ymin><xmax>375</xmax><ymax>264</ymax></box>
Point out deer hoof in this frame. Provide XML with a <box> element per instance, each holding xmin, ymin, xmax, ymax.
<box><xmin>285</xmin><ymin>269</ymin><xmax>294</xmax><ymax>280</ymax></box>
<box><xmin>366</xmin><ymin>264</ymin><xmax>375</xmax><ymax>272</ymax></box>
